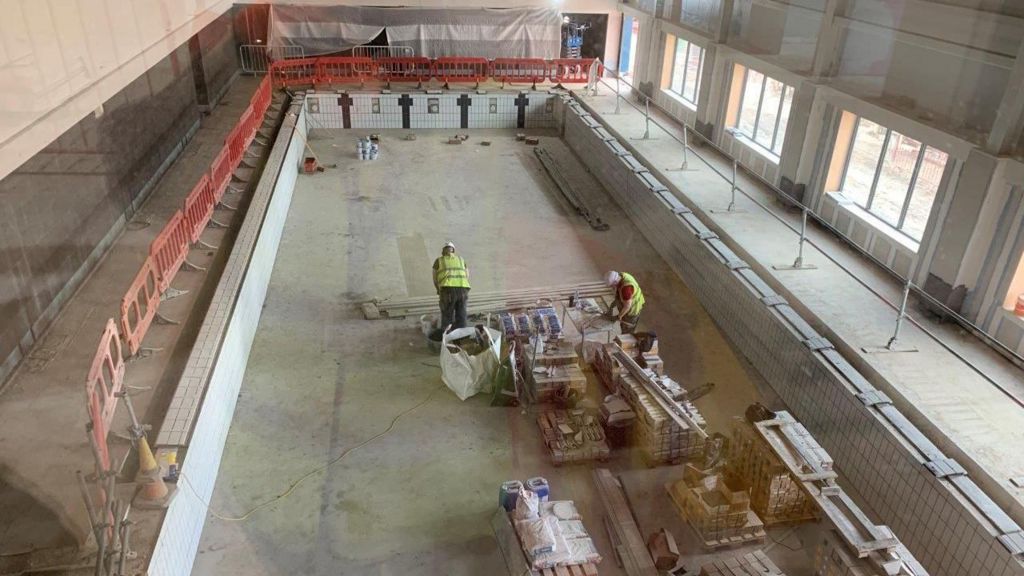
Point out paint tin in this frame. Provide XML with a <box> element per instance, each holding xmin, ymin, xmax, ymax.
<box><xmin>499</xmin><ymin>480</ymin><xmax>524</xmax><ymax>512</ymax></box>
<box><xmin>526</xmin><ymin>477</ymin><xmax>549</xmax><ymax>502</ymax></box>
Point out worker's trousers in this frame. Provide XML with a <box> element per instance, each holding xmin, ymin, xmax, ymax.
<box><xmin>439</xmin><ymin>287</ymin><xmax>470</xmax><ymax>330</ymax></box>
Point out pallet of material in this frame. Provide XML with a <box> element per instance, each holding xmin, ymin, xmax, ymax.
<box><xmin>592</xmin><ymin>469</ymin><xmax>659</xmax><ymax>576</ymax></box>
<box><xmin>537</xmin><ymin>564</ymin><xmax>599</xmax><ymax>576</ymax></box>
<box><xmin>699</xmin><ymin>551</ymin><xmax>785</xmax><ymax>575</ymax></box>
<box><xmin>666</xmin><ymin>466</ymin><xmax>765</xmax><ymax>550</ymax></box>
<box><xmin>531</xmin><ymin>363</ymin><xmax>587</xmax><ymax>403</ymax></box>
<box><xmin>725</xmin><ymin>418</ymin><xmax>816</xmax><ymax>526</ymax></box>
<box><xmin>527</xmin><ymin>339</ymin><xmax>580</xmax><ymax>367</ymax></box>
<box><xmin>537</xmin><ymin>409</ymin><xmax>610</xmax><ymax>465</ymax></box>
<box><xmin>619</xmin><ymin>373</ymin><xmax>705</xmax><ymax>465</ymax></box>
<box><xmin>492</xmin><ymin>507</ymin><xmax>602</xmax><ymax>576</ymax></box>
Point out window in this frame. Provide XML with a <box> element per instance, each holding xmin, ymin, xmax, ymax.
<box><xmin>667</xmin><ymin>37</ymin><xmax>704</xmax><ymax>107</ymax></box>
<box><xmin>731</xmin><ymin>65</ymin><xmax>794</xmax><ymax>156</ymax></box>
<box><xmin>834</xmin><ymin>113</ymin><xmax>949</xmax><ymax>241</ymax></box>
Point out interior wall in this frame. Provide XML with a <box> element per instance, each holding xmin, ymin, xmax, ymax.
<box><xmin>0</xmin><ymin>44</ymin><xmax>200</xmax><ymax>386</ymax></box>
<box><xmin>194</xmin><ymin>10</ymin><xmax>240</xmax><ymax>109</ymax></box>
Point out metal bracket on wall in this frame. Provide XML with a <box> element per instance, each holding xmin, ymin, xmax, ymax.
<box><xmin>856</xmin><ymin>390</ymin><xmax>892</xmax><ymax>407</ymax></box>
<box><xmin>761</xmin><ymin>294</ymin><xmax>787</xmax><ymax>307</ymax></box>
<box><xmin>803</xmin><ymin>337</ymin><xmax>834</xmax><ymax>351</ymax></box>
<box><xmin>924</xmin><ymin>458</ymin><xmax>967</xmax><ymax>479</ymax></box>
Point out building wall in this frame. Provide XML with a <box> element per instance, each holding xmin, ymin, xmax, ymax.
<box><xmin>194</xmin><ymin>10</ymin><xmax>240</xmax><ymax>109</ymax></box>
<box><xmin>623</xmin><ymin>0</ymin><xmax>1024</xmax><ymax>358</ymax></box>
<box><xmin>0</xmin><ymin>45</ymin><xmax>200</xmax><ymax>385</ymax></box>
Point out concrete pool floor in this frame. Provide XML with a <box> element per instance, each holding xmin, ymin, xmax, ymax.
<box><xmin>192</xmin><ymin>129</ymin><xmax>819</xmax><ymax>575</ymax></box>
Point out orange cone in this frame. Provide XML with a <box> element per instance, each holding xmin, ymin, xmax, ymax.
<box><xmin>134</xmin><ymin>436</ymin><xmax>175</xmax><ymax>509</ymax></box>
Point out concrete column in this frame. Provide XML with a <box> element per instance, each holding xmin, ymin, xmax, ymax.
<box><xmin>715</xmin><ymin>0</ymin><xmax>735</xmax><ymax>44</ymax></box>
<box><xmin>917</xmin><ymin>149</ymin><xmax>1000</xmax><ymax>312</ymax></box>
<box><xmin>985</xmin><ymin>41</ymin><xmax>1024</xmax><ymax>155</ymax></box>
<box><xmin>811</xmin><ymin>0</ymin><xmax>846</xmax><ymax>79</ymax></box>
<box><xmin>776</xmin><ymin>81</ymin><xmax>821</xmax><ymax>200</ymax></box>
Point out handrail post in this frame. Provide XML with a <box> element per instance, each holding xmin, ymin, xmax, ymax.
<box><xmin>631</xmin><ymin>96</ymin><xmax>657</xmax><ymax>141</ymax></box>
<box><xmin>773</xmin><ymin>207</ymin><xmax>817</xmax><ymax>270</ymax></box>
<box><xmin>887</xmin><ymin>282</ymin><xmax>911</xmax><ymax>350</ymax></box>
<box><xmin>668</xmin><ymin>126</ymin><xmax>692</xmax><ymax>172</ymax></box>
<box><xmin>711</xmin><ymin>159</ymin><xmax>745</xmax><ymax>214</ymax></box>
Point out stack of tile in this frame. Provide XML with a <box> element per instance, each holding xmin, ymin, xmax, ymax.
<box><xmin>619</xmin><ymin>371</ymin><xmax>706</xmax><ymax>465</ymax></box>
<box><xmin>725</xmin><ymin>418</ymin><xmax>816</xmax><ymax>526</ymax></box>
<box><xmin>666</xmin><ymin>465</ymin><xmax>765</xmax><ymax>550</ymax></box>
<box><xmin>513</xmin><ymin>499</ymin><xmax>603</xmax><ymax>573</ymax></box>
<box><xmin>698</xmin><ymin>551</ymin><xmax>785</xmax><ymax>575</ymax></box>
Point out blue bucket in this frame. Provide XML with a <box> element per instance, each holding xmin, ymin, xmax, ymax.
<box><xmin>526</xmin><ymin>477</ymin><xmax>549</xmax><ymax>502</ymax></box>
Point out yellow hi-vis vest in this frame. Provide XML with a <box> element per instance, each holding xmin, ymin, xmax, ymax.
<box><xmin>435</xmin><ymin>255</ymin><xmax>471</xmax><ymax>289</ymax></box>
<box><xmin>620</xmin><ymin>272</ymin><xmax>645</xmax><ymax>316</ymax></box>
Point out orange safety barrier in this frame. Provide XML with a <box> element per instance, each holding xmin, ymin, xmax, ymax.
<box><xmin>491</xmin><ymin>58</ymin><xmax>549</xmax><ymax>85</ymax></box>
<box><xmin>85</xmin><ymin>319</ymin><xmax>126</xmax><ymax>470</ymax></box>
<box><xmin>210</xmin><ymin>145</ymin><xmax>232</xmax><ymax>203</ymax></box>
<box><xmin>377</xmin><ymin>57</ymin><xmax>433</xmax><ymax>83</ymax></box>
<box><xmin>549</xmin><ymin>58</ymin><xmax>601</xmax><ymax>84</ymax></box>
<box><xmin>241</xmin><ymin>104</ymin><xmax>259</xmax><ymax>148</ymax></box>
<box><xmin>120</xmin><ymin>258</ymin><xmax>160</xmax><ymax>358</ymax></box>
<box><xmin>317</xmin><ymin>57</ymin><xmax>375</xmax><ymax>84</ymax></box>
<box><xmin>226</xmin><ymin>119</ymin><xmax>247</xmax><ymax>169</ymax></box>
<box><xmin>183</xmin><ymin>174</ymin><xmax>215</xmax><ymax>245</ymax></box>
<box><xmin>150</xmin><ymin>210</ymin><xmax>190</xmax><ymax>293</ymax></box>
<box><xmin>270</xmin><ymin>57</ymin><xmax>320</xmax><ymax>87</ymax></box>
<box><xmin>432</xmin><ymin>57</ymin><xmax>490</xmax><ymax>84</ymax></box>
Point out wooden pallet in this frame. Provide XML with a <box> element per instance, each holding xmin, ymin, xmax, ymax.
<box><xmin>699</xmin><ymin>551</ymin><xmax>785</xmax><ymax>575</ymax></box>
<box><xmin>537</xmin><ymin>563</ymin><xmax>599</xmax><ymax>576</ymax></box>
<box><xmin>537</xmin><ymin>409</ymin><xmax>610</xmax><ymax>465</ymax></box>
<box><xmin>665</xmin><ymin>473</ymin><xmax>766</xmax><ymax>551</ymax></box>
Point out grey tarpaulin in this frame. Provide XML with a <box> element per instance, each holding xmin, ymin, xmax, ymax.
<box><xmin>269</xmin><ymin>5</ymin><xmax>562</xmax><ymax>58</ymax></box>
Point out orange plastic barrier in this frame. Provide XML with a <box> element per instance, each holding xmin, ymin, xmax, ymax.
<box><xmin>270</xmin><ymin>57</ymin><xmax>319</xmax><ymax>87</ymax></box>
<box><xmin>491</xmin><ymin>58</ymin><xmax>549</xmax><ymax>85</ymax></box>
<box><xmin>85</xmin><ymin>319</ymin><xmax>126</xmax><ymax>470</ymax></box>
<box><xmin>432</xmin><ymin>57</ymin><xmax>490</xmax><ymax>84</ymax></box>
<box><xmin>377</xmin><ymin>57</ymin><xmax>433</xmax><ymax>83</ymax></box>
<box><xmin>183</xmin><ymin>174</ymin><xmax>215</xmax><ymax>245</ymax></box>
<box><xmin>317</xmin><ymin>57</ymin><xmax>375</xmax><ymax>84</ymax></box>
<box><xmin>210</xmin><ymin>145</ymin><xmax>232</xmax><ymax>203</ymax></box>
<box><xmin>226</xmin><ymin>119</ymin><xmax>247</xmax><ymax>169</ymax></box>
<box><xmin>150</xmin><ymin>210</ymin><xmax>190</xmax><ymax>293</ymax></box>
<box><xmin>120</xmin><ymin>258</ymin><xmax>160</xmax><ymax>357</ymax></box>
<box><xmin>549</xmin><ymin>58</ymin><xmax>601</xmax><ymax>84</ymax></box>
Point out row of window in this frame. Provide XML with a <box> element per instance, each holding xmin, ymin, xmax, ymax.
<box><xmin>661</xmin><ymin>33</ymin><xmax>949</xmax><ymax>243</ymax></box>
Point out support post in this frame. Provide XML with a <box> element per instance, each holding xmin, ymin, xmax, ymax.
<box><xmin>773</xmin><ymin>207</ymin><xmax>817</xmax><ymax>270</ymax></box>
<box><xmin>631</xmin><ymin>96</ymin><xmax>656</xmax><ymax>141</ymax></box>
<box><xmin>711</xmin><ymin>159</ymin><xmax>746</xmax><ymax>213</ymax></box>
<box><xmin>668</xmin><ymin>126</ymin><xmax>693</xmax><ymax>172</ymax></box>
<box><xmin>614</xmin><ymin>76</ymin><xmax>621</xmax><ymax>115</ymax></box>
<box><xmin>862</xmin><ymin>281</ymin><xmax>918</xmax><ymax>353</ymax></box>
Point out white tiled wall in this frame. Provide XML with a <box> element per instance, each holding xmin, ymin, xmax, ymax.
<box><xmin>562</xmin><ymin>97</ymin><xmax>1024</xmax><ymax>576</ymax></box>
<box><xmin>303</xmin><ymin>91</ymin><xmax>557</xmax><ymax>131</ymax></box>
<box><xmin>148</xmin><ymin>100</ymin><xmax>306</xmax><ymax>576</ymax></box>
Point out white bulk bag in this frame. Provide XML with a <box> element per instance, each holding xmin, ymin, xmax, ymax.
<box><xmin>441</xmin><ymin>326</ymin><xmax>501</xmax><ymax>400</ymax></box>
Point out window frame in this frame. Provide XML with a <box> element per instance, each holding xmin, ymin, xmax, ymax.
<box><xmin>733</xmin><ymin>67</ymin><xmax>792</xmax><ymax>155</ymax></box>
<box><xmin>839</xmin><ymin>117</ymin><xmax>933</xmax><ymax>239</ymax></box>
<box><xmin>667</xmin><ymin>37</ymin><xmax>704</xmax><ymax>107</ymax></box>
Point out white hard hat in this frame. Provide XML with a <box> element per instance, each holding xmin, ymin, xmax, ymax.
<box><xmin>444</xmin><ymin>241</ymin><xmax>455</xmax><ymax>251</ymax></box>
<box><xmin>605</xmin><ymin>271</ymin><xmax>621</xmax><ymax>286</ymax></box>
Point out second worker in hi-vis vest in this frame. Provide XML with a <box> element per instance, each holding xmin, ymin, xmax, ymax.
<box><xmin>605</xmin><ymin>270</ymin><xmax>645</xmax><ymax>334</ymax></box>
<box><xmin>433</xmin><ymin>242</ymin><xmax>471</xmax><ymax>330</ymax></box>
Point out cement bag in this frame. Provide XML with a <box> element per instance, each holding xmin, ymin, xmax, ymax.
<box><xmin>441</xmin><ymin>326</ymin><xmax>502</xmax><ymax>401</ymax></box>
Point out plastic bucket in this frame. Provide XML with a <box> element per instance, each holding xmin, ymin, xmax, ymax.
<box><xmin>427</xmin><ymin>328</ymin><xmax>444</xmax><ymax>353</ymax></box>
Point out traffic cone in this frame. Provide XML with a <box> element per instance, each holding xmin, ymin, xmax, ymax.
<box><xmin>134</xmin><ymin>436</ymin><xmax>175</xmax><ymax>509</ymax></box>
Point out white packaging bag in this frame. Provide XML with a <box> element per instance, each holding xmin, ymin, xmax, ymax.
<box><xmin>441</xmin><ymin>326</ymin><xmax>502</xmax><ymax>401</ymax></box>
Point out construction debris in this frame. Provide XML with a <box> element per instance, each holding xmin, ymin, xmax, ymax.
<box><xmin>525</xmin><ymin>137</ymin><xmax>541</xmax><ymax>145</ymax></box>
<box><xmin>481</xmin><ymin>141</ymin><xmax>492</xmax><ymax>146</ymax></box>
<box><xmin>646</xmin><ymin>529</ymin><xmax>679</xmax><ymax>571</ymax></box>
<box><xmin>404</xmin><ymin>133</ymin><xmax>417</xmax><ymax>141</ymax></box>
<box><xmin>535</xmin><ymin>147</ymin><xmax>610</xmax><ymax>231</ymax></box>
<box><xmin>517</xmin><ymin>133</ymin><xmax>527</xmax><ymax>141</ymax></box>
<box><xmin>666</xmin><ymin>465</ymin><xmax>766</xmax><ymax>550</ymax></box>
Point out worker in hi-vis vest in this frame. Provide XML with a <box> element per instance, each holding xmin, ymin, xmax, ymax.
<box><xmin>433</xmin><ymin>242</ymin><xmax>471</xmax><ymax>330</ymax></box>
<box><xmin>605</xmin><ymin>270</ymin><xmax>645</xmax><ymax>334</ymax></box>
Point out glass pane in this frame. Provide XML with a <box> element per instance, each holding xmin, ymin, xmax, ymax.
<box><xmin>902</xmin><ymin>147</ymin><xmax>949</xmax><ymax>240</ymax></box>
<box><xmin>756</xmin><ymin>77</ymin><xmax>784</xmax><ymax>148</ymax></box>
<box><xmin>842</xmin><ymin>118</ymin><xmax>886</xmax><ymax>208</ymax></box>
<box><xmin>737</xmin><ymin>70</ymin><xmax>764</xmax><ymax>137</ymax></box>
<box><xmin>871</xmin><ymin>132</ymin><xmax>921</xmax><ymax>226</ymax></box>
<box><xmin>683</xmin><ymin>44</ymin><xmax>702</xmax><ymax>102</ymax></box>
<box><xmin>773</xmin><ymin>87</ymin><xmax>793</xmax><ymax>155</ymax></box>
<box><xmin>671</xmin><ymin>40</ymin><xmax>686</xmax><ymax>95</ymax></box>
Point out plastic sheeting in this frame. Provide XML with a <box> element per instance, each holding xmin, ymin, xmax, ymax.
<box><xmin>269</xmin><ymin>5</ymin><xmax>562</xmax><ymax>58</ymax></box>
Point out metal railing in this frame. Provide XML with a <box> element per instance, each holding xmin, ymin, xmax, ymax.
<box><xmin>591</xmin><ymin>72</ymin><xmax>1024</xmax><ymax>409</ymax></box>
<box><xmin>352</xmin><ymin>45</ymin><xmax>415</xmax><ymax>60</ymax></box>
<box><xmin>240</xmin><ymin>44</ymin><xmax>305</xmax><ymax>74</ymax></box>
